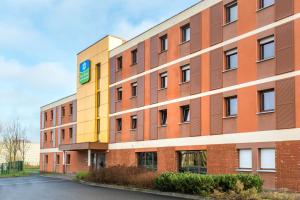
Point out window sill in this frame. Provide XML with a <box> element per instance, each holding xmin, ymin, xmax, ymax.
<box><xmin>131</xmin><ymin>63</ymin><xmax>138</xmax><ymax>67</ymax></box>
<box><xmin>223</xmin><ymin>115</ymin><xmax>237</xmax><ymax>119</ymax></box>
<box><xmin>116</xmin><ymin>131</ymin><xmax>122</xmax><ymax>134</ymax></box>
<box><xmin>256</xmin><ymin>4</ymin><xmax>274</xmax><ymax>12</ymax></box>
<box><xmin>223</xmin><ymin>67</ymin><xmax>238</xmax><ymax>73</ymax></box>
<box><xmin>256</xmin><ymin>110</ymin><xmax>275</xmax><ymax>115</ymax></box>
<box><xmin>130</xmin><ymin>96</ymin><xmax>137</xmax><ymax>100</ymax></box>
<box><xmin>179</xmin><ymin>81</ymin><xmax>190</xmax><ymax>85</ymax></box>
<box><xmin>158</xmin><ymin>125</ymin><xmax>167</xmax><ymax>128</ymax></box>
<box><xmin>180</xmin><ymin>40</ymin><xmax>190</xmax><ymax>45</ymax></box>
<box><xmin>236</xmin><ymin>168</ymin><xmax>253</xmax><ymax>172</ymax></box>
<box><xmin>179</xmin><ymin>122</ymin><xmax>190</xmax><ymax>125</ymax></box>
<box><xmin>223</xmin><ymin>19</ymin><xmax>238</xmax><ymax>27</ymax></box>
<box><xmin>158</xmin><ymin>87</ymin><xmax>167</xmax><ymax>91</ymax></box>
<box><xmin>256</xmin><ymin>169</ymin><xmax>276</xmax><ymax>173</ymax></box>
<box><xmin>130</xmin><ymin>129</ymin><xmax>137</xmax><ymax>132</ymax></box>
<box><xmin>115</xmin><ymin>100</ymin><xmax>122</xmax><ymax>103</ymax></box>
<box><xmin>257</xmin><ymin>57</ymin><xmax>275</xmax><ymax>63</ymax></box>
<box><xmin>115</xmin><ymin>69</ymin><xmax>122</xmax><ymax>73</ymax></box>
<box><xmin>159</xmin><ymin>50</ymin><xmax>168</xmax><ymax>54</ymax></box>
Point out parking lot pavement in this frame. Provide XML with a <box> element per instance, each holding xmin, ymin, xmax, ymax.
<box><xmin>0</xmin><ymin>175</ymin><xmax>185</xmax><ymax>200</ymax></box>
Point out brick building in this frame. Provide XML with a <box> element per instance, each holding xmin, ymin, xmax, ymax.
<box><xmin>40</xmin><ymin>0</ymin><xmax>300</xmax><ymax>191</ymax></box>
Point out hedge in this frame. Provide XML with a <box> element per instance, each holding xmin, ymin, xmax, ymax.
<box><xmin>155</xmin><ymin>172</ymin><xmax>263</xmax><ymax>196</ymax></box>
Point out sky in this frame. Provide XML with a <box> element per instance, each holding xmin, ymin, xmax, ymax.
<box><xmin>0</xmin><ymin>0</ymin><xmax>200</xmax><ymax>143</ymax></box>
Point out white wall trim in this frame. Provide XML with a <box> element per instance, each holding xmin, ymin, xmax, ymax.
<box><xmin>110</xmin><ymin>70</ymin><xmax>300</xmax><ymax>117</ymax></box>
<box><xmin>109</xmin><ymin>13</ymin><xmax>300</xmax><ymax>88</ymax></box>
<box><xmin>41</xmin><ymin>122</ymin><xmax>77</xmax><ymax>132</ymax></box>
<box><xmin>109</xmin><ymin>128</ymin><xmax>300</xmax><ymax>150</ymax></box>
<box><xmin>110</xmin><ymin>0</ymin><xmax>222</xmax><ymax>57</ymax></box>
<box><xmin>41</xmin><ymin>94</ymin><xmax>76</xmax><ymax>111</ymax></box>
<box><xmin>40</xmin><ymin>148</ymin><xmax>62</xmax><ymax>154</ymax></box>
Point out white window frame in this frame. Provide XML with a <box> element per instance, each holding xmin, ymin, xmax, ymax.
<box><xmin>239</xmin><ymin>149</ymin><xmax>252</xmax><ymax>169</ymax></box>
<box><xmin>260</xmin><ymin>148</ymin><xmax>275</xmax><ymax>170</ymax></box>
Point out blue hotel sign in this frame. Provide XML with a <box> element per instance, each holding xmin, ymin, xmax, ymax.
<box><xmin>80</xmin><ymin>60</ymin><xmax>91</xmax><ymax>85</ymax></box>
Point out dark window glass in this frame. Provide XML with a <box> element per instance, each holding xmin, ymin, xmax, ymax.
<box><xmin>226</xmin><ymin>1</ymin><xmax>238</xmax><ymax>23</ymax></box>
<box><xmin>45</xmin><ymin>155</ymin><xmax>48</xmax><ymax>164</ymax></box>
<box><xmin>44</xmin><ymin>112</ymin><xmax>47</xmax><ymax>122</ymax></box>
<box><xmin>69</xmin><ymin>128</ymin><xmax>73</xmax><ymax>139</ymax></box>
<box><xmin>179</xmin><ymin>151</ymin><xmax>207</xmax><ymax>174</ymax></box>
<box><xmin>181</xmin><ymin>65</ymin><xmax>190</xmax><ymax>83</ymax></box>
<box><xmin>131</xmin><ymin>82</ymin><xmax>138</xmax><ymax>97</ymax></box>
<box><xmin>260</xmin><ymin>0</ymin><xmax>274</xmax><ymax>8</ymax></box>
<box><xmin>160</xmin><ymin>35</ymin><xmax>168</xmax><ymax>52</ymax></box>
<box><xmin>225</xmin><ymin>49</ymin><xmax>238</xmax><ymax>70</ymax></box>
<box><xmin>260</xmin><ymin>89</ymin><xmax>275</xmax><ymax>112</ymax></box>
<box><xmin>50</xmin><ymin>131</ymin><xmax>53</xmax><ymax>141</ymax></box>
<box><xmin>160</xmin><ymin>72</ymin><xmax>168</xmax><ymax>89</ymax></box>
<box><xmin>61</xmin><ymin>129</ymin><xmax>65</xmax><ymax>140</ymax></box>
<box><xmin>44</xmin><ymin>132</ymin><xmax>47</xmax><ymax>142</ymax></box>
<box><xmin>116</xmin><ymin>118</ymin><xmax>122</xmax><ymax>131</ymax></box>
<box><xmin>159</xmin><ymin>109</ymin><xmax>167</xmax><ymax>126</ymax></box>
<box><xmin>181</xmin><ymin>24</ymin><xmax>190</xmax><ymax>42</ymax></box>
<box><xmin>131</xmin><ymin>115</ymin><xmax>137</xmax><ymax>130</ymax></box>
<box><xmin>131</xmin><ymin>49</ymin><xmax>138</xmax><ymax>65</ymax></box>
<box><xmin>70</xmin><ymin>104</ymin><xmax>73</xmax><ymax>115</ymax></box>
<box><xmin>226</xmin><ymin>96</ymin><xmax>238</xmax><ymax>116</ymax></box>
<box><xmin>137</xmin><ymin>152</ymin><xmax>157</xmax><ymax>170</ymax></box>
<box><xmin>96</xmin><ymin>63</ymin><xmax>101</xmax><ymax>80</ymax></box>
<box><xmin>260</xmin><ymin>36</ymin><xmax>275</xmax><ymax>60</ymax></box>
<box><xmin>66</xmin><ymin>154</ymin><xmax>71</xmax><ymax>165</ymax></box>
<box><xmin>56</xmin><ymin>155</ymin><xmax>60</xmax><ymax>165</ymax></box>
<box><xmin>117</xmin><ymin>87</ymin><xmax>122</xmax><ymax>101</ymax></box>
<box><xmin>117</xmin><ymin>57</ymin><xmax>123</xmax><ymax>71</ymax></box>
<box><xmin>51</xmin><ymin>110</ymin><xmax>54</xmax><ymax>120</ymax></box>
<box><xmin>97</xmin><ymin>92</ymin><xmax>100</xmax><ymax>107</ymax></box>
<box><xmin>181</xmin><ymin>105</ymin><xmax>190</xmax><ymax>122</ymax></box>
<box><xmin>62</xmin><ymin>106</ymin><xmax>65</xmax><ymax>117</ymax></box>
<box><xmin>97</xmin><ymin>119</ymin><xmax>100</xmax><ymax>134</ymax></box>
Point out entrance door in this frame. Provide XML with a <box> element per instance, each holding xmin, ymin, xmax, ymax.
<box><xmin>92</xmin><ymin>152</ymin><xmax>106</xmax><ymax>171</ymax></box>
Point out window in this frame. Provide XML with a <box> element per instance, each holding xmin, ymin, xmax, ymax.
<box><xmin>181</xmin><ymin>65</ymin><xmax>190</xmax><ymax>83</ymax></box>
<box><xmin>260</xmin><ymin>0</ymin><xmax>274</xmax><ymax>9</ymax></box>
<box><xmin>225</xmin><ymin>48</ymin><xmax>238</xmax><ymax>70</ymax></box>
<box><xmin>260</xmin><ymin>149</ymin><xmax>275</xmax><ymax>170</ymax></box>
<box><xmin>160</xmin><ymin>35</ymin><xmax>168</xmax><ymax>52</ymax></box>
<box><xmin>96</xmin><ymin>63</ymin><xmax>101</xmax><ymax>80</ymax></box>
<box><xmin>239</xmin><ymin>149</ymin><xmax>252</xmax><ymax>169</ymax></box>
<box><xmin>61</xmin><ymin>129</ymin><xmax>65</xmax><ymax>140</ymax></box>
<box><xmin>51</xmin><ymin>110</ymin><xmax>54</xmax><ymax>120</ymax></box>
<box><xmin>70</xmin><ymin>104</ymin><xmax>73</xmax><ymax>115</ymax></box>
<box><xmin>259</xmin><ymin>36</ymin><xmax>275</xmax><ymax>60</ymax></box>
<box><xmin>44</xmin><ymin>112</ymin><xmax>47</xmax><ymax>122</ymax></box>
<box><xmin>116</xmin><ymin>118</ymin><xmax>122</xmax><ymax>131</ymax></box>
<box><xmin>62</xmin><ymin>106</ymin><xmax>65</xmax><ymax>117</ymax></box>
<box><xmin>137</xmin><ymin>152</ymin><xmax>157</xmax><ymax>170</ymax></box>
<box><xmin>117</xmin><ymin>87</ymin><xmax>122</xmax><ymax>101</ymax></box>
<box><xmin>45</xmin><ymin>155</ymin><xmax>48</xmax><ymax>164</ymax></box>
<box><xmin>159</xmin><ymin>109</ymin><xmax>167</xmax><ymax>126</ymax></box>
<box><xmin>178</xmin><ymin>151</ymin><xmax>207</xmax><ymax>174</ymax></box>
<box><xmin>225</xmin><ymin>96</ymin><xmax>238</xmax><ymax>117</ymax></box>
<box><xmin>69</xmin><ymin>128</ymin><xmax>73</xmax><ymax>139</ymax></box>
<box><xmin>44</xmin><ymin>132</ymin><xmax>47</xmax><ymax>142</ymax></box>
<box><xmin>225</xmin><ymin>1</ymin><xmax>238</xmax><ymax>23</ymax></box>
<box><xmin>66</xmin><ymin>154</ymin><xmax>71</xmax><ymax>165</ymax></box>
<box><xmin>160</xmin><ymin>72</ymin><xmax>168</xmax><ymax>89</ymax></box>
<box><xmin>56</xmin><ymin>154</ymin><xmax>60</xmax><ymax>165</ymax></box>
<box><xmin>131</xmin><ymin>82</ymin><xmax>138</xmax><ymax>97</ymax></box>
<box><xmin>97</xmin><ymin>119</ymin><xmax>100</xmax><ymax>135</ymax></box>
<box><xmin>181</xmin><ymin>24</ymin><xmax>190</xmax><ymax>43</ymax></box>
<box><xmin>260</xmin><ymin>89</ymin><xmax>275</xmax><ymax>112</ymax></box>
<box><xmin>181</xmin><ymin>105</ymin><xmax>190</xmax><ymax>122</ymax></box>
<box><xmin>131</xmin><ymin>49</ymin><xmax>138</xmax><ymax>65</ymax></box>
<box><xmin>131</xmin><ymin>115</ymin><xmax>137</xmax><ymax>130</ymax></box>
<box><xmin>97</xmin><ymin>92</ymin><xmax>100</xmax><ymax>107</ymax></box>
<box><xmin>50</xmin><ymin>131</ymin><xmax>53</xmax><ymax>142</ymax></box>
<box><xmin>117</xmin><ymin>56</ymin><xmax>123</xmax><ymax>71</ymax></box>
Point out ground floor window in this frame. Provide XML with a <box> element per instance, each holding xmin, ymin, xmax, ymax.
<box><xmin>66</xmin><ymin>154</ymin><xmax>71</xmax><ymax>165</ymax></box>
<box><xmin>178</xmin><ymin>151</ymin><xmax>207</xmax><ymax>174</ymax></box>
<box><xmin>137</xmin><ymin>152</ymin><xmax>157</xmax><ymax>170</ymax></box>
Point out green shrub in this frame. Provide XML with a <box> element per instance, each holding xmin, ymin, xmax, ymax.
<box><xmin>155</xmin><ymin>172</ymin><xmax>263</xmax><ymax>196</ymax></box>
<box><xmin>76</xmin><ymin>171</ymin><xmax>89</xmax><ymax>180</ymax></box>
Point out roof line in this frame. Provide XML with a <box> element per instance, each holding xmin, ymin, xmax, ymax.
<box><xmin>40</xmin><ymin>93</ymin><xmax>76</xmax><ymax>109</ymax></box>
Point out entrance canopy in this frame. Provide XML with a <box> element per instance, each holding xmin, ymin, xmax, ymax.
<box><xmin>59</xmin><ymin>142</ymin><xmax>108</xmax><ymax>151</ymax></box>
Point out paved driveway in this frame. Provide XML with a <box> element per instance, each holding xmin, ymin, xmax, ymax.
<box><xmin>0</xmin><ymin>175</ymin><xmax>185</xmax><ymax>200</ymax></box>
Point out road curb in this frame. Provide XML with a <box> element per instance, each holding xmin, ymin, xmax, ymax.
<box><xmin>41</xmin><ymin>174</ymin><xmax>207</xmax><ymax>200</ymax></box>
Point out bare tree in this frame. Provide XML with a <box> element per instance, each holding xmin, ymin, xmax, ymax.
<box><xmin>19</xmin><ymin>128</ymin><xmax>31</xmax><ymax>163</ymax></box>
<box><xmin>2</xmin><ymin>120</ymin><xmax>22</xmax><ymax>163</ymax></box>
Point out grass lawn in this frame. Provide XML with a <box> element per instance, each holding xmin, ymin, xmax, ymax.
<box><xmin>0</xmin><ymin>167</ymin><xmax>40</xmax><ymax>178</ymax></box>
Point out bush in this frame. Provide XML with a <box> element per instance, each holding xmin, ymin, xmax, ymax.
<box><xmin>76</xmin><ymin>171</ymin><xmax>89</xmax><ymax>180</ymax></box>
<box><xmin>155</xmin><ymin>172</ymin><xmax>263</xmax><ymax>196</ymax></box>
<box><xmin>85</xmin><ymin>166</ymin><xmax>157</xmax><ymax>189</ymax></box>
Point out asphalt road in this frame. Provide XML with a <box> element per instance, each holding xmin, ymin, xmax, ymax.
<box><xmin>0</xmin><ymin>175</ymin><xmax>185</xmax><ymax>200</ymax></box>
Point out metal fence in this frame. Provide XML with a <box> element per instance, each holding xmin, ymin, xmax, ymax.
<box><xmin>0</xmin><ymin>161</ymin><xmax>24</xmax><ymax>174</ymax></box>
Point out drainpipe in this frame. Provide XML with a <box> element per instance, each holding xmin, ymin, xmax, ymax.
<box><xmin>63</xmin><ymin>151</ymin><xmax>66</xmax><ymax>174</ymax></box>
